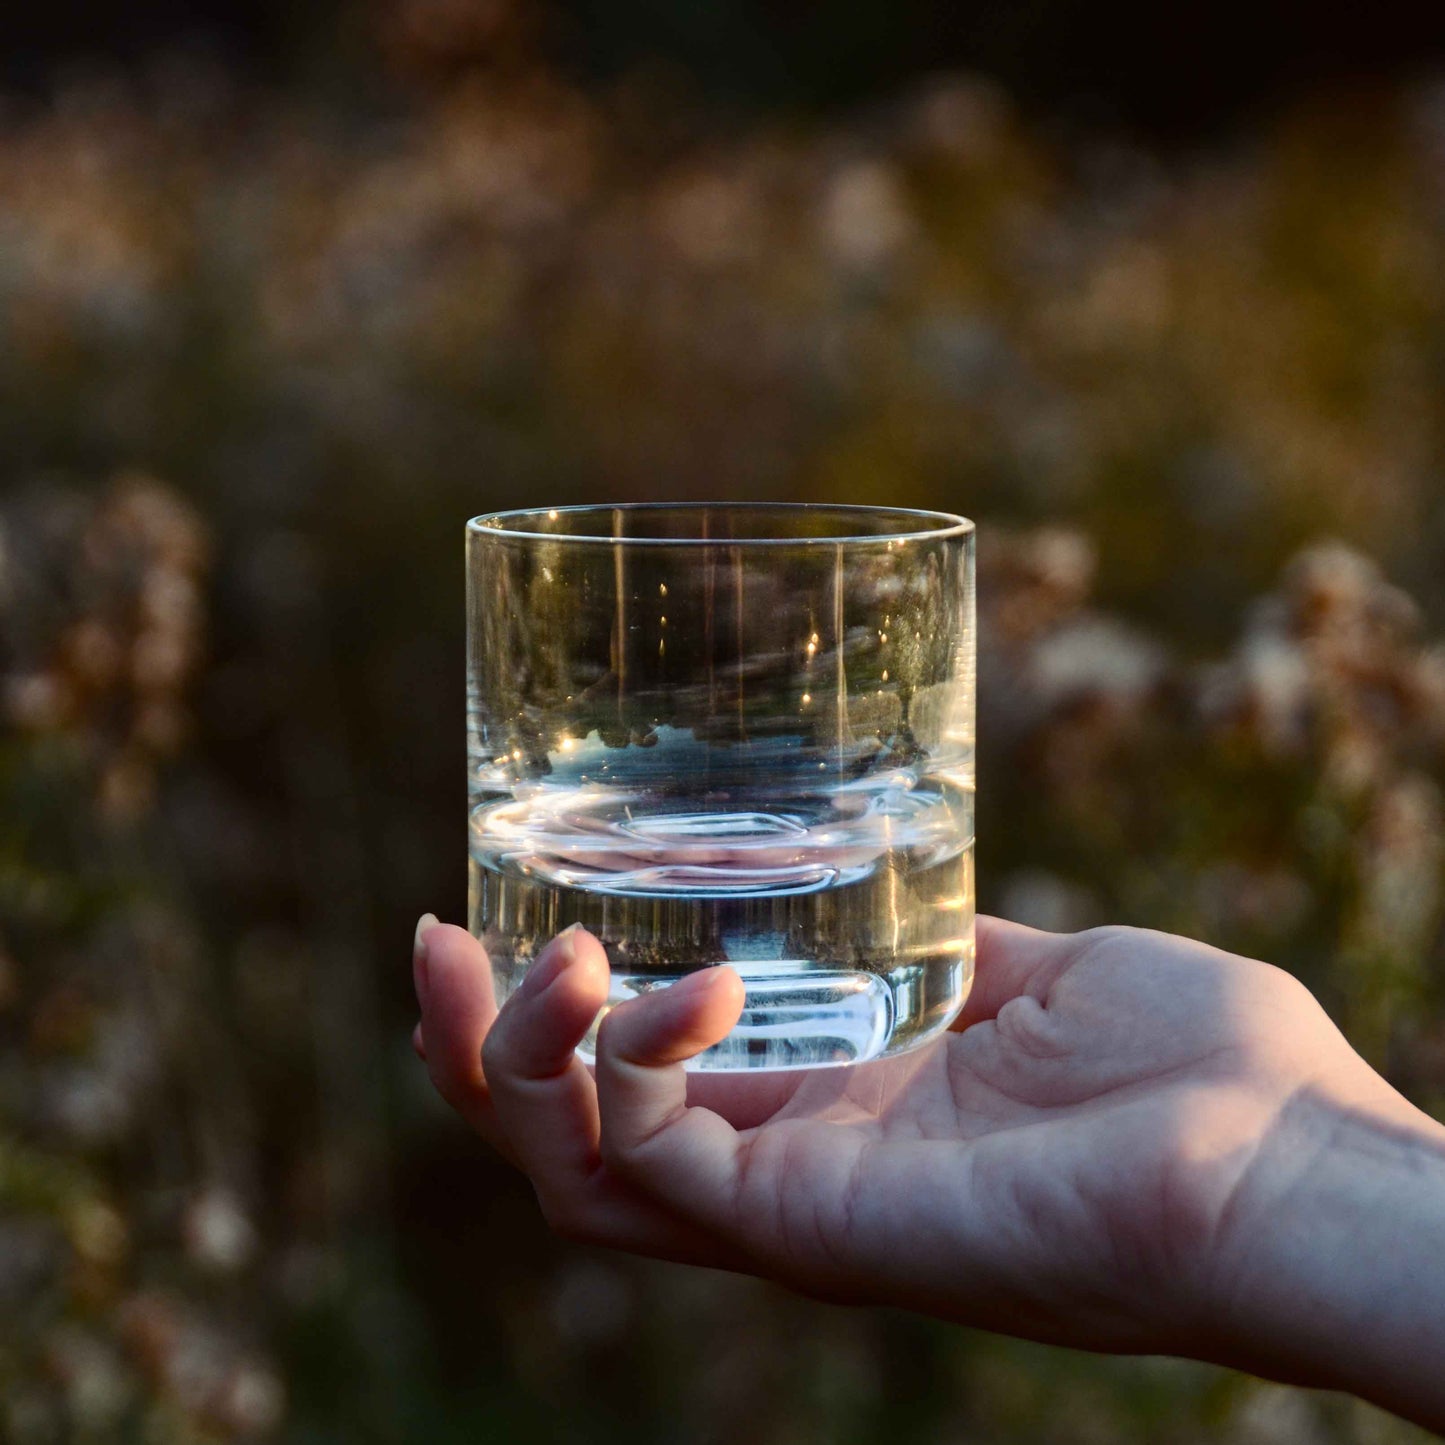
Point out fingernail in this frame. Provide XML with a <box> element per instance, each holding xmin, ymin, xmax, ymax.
<box><xmin>413</xmin><ymin>913</ymin><xmax>440</xmax><ymax>1004</ymax></box>
<box><xmin>411</xmin><ymin>1021</ymin><xmax>427</xmax><ymax>1061</ymax></box>
<box><xmin>414</xmin><ymin>913</ymin><xmax>440</xmax><ymax>956</ymax></box>
<box><xmin>518</xmin><ymin>922</ymin><xmax>584</xmax><ymax>1000</ymax></box>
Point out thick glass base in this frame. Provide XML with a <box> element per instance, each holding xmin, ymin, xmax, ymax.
<box><xmin>471</xmin><ymin>824</ymin><xmax>975</xmax><ymax>1071</ymax></box>
<box><xmin>578</xmin><ymin>954</ymin><xmax>973</xmax><ymax>1071</ymax></box>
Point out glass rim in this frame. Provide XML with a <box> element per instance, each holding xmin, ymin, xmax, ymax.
<box><xmin>466</xmin><ymin>501</ymin><xmax>975</xmax><ymax>547</ymax></box>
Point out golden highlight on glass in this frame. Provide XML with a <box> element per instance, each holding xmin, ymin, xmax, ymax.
<box><xmin>467</xmin><ymin>503</ymin><xmax>976</xmax><ymax>1069</ymax></box>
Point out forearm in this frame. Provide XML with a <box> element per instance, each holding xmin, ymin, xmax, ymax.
<box><xmin>1207</xmin><ymin>1089</ymin><xmax>1445</xmax><ymax>1432</ymax></box>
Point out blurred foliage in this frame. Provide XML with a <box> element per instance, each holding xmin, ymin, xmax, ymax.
<box><xmin>2</xmin><ymin>1</ymin><xmax>1445</xmax><ymax>1440</ymax></box>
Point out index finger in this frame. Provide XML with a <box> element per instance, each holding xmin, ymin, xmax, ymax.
<box><xmin>416</xmin><ymin>922</ymin><xmax>511</xmax><ymax>1154</ymax></box>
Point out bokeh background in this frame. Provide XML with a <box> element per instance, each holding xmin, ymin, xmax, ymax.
<box><xmin>5</xmin><ymin>1</ymin><xmax>1445</xmax><ymax>1440</ymax></box>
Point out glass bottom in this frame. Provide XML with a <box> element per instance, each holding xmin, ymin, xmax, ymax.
<box><xmin>576</xmin><ymin>956</ymin><xmax>973</xmax><ymax>1070</ymax></box>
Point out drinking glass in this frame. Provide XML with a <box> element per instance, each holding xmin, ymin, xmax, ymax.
<box><xmin>467</xmin><ymin>503</ymin><xmax>975</xmax><ymax>1070</ymax></box>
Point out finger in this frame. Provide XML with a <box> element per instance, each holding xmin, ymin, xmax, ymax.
<box><xmin>482</xmin><ymin>925</ymin><xmax>613</xmax><ymax>1202</ymax></box>
<box><xmin>418</xmin><ymin>922</ymin><xmax>509</xmax><ymax>1152</ymax></box>
<box><xmin>595</xmin><ymin>975</ymin><xmax>879</xmax><ymax>1288</ymax></box>
<box><xmin>483</xmin><ymin>948</ymin><xmax>775</xmax><ymax>1267</ymax></box>
<box><xmin>595</xmin><ymin>967</ymin><xmax>749</xmax><ymax>1231</ymax></box>
<box><xmin>412</xmin><ymin>1021</ymin><xmax>426</xmax><ymax>1060</ymax></box>
<box><xmin>951</xmin><ymin>914</ymin><xmax>1077</xmax><ymax>1031</ymax></box>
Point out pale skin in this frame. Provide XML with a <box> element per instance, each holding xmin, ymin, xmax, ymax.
<box><xmin>412</xmin><ymin>916</ymin><xmax>1445</xmax><ymax>1433</ymax></box>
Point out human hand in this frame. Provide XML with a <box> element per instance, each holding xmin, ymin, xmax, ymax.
<box><xmin>411</xmin><ymin>916</ymin><xmax>1445</xmax><ymax>1428</ymax></box>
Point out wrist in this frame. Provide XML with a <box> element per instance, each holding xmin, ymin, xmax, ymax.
<box><xmin>1201</xmin><ymin>1085</ymin><xmax>1445</xmax><ymax>1427</ymax></box>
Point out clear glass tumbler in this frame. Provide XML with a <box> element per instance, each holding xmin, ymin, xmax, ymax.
<box><xmin>467</xmin><ymin>504</ymin><xmax>975</xmax><ymax>1070</ymax></box>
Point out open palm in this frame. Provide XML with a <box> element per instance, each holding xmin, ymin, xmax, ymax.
<box><xmin>413</xmin><ymin>915</ymin><xmax>1395</xmax><ymax>1358</ymax></box>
